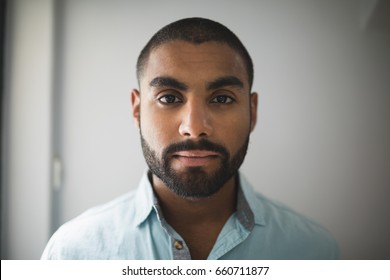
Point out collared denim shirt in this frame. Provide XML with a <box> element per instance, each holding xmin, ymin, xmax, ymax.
<box><xmin>41</xmin><ymin>172</ymin><xmax>339</xmax><ymax>259</ymax></box>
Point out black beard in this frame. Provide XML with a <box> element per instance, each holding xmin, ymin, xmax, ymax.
<box><xmin>140</xmin><ymin>134</ymin><xmax>249</xmax><ymax>199</ymax></box>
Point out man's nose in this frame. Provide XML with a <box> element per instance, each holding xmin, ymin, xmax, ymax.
<box><xmin>178</xmin><ymin>101</ymin><xmax>213</xmax><ymax>138</ymax></box>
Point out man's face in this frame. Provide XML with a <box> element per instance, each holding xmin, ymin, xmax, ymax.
<box><xmin>132</xmin><ymin>41</ymin><xmax>257</xmax><ymax>198</ymax></box>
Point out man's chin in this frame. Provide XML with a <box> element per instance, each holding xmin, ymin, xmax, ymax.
<box><xmin>161</xmin><ymin>168</ymin><xmax>228</xmax><ymax>199</ymax></box>
<box><xmin>173</xmin><ymin>165</ymin><xmax>209</xmax><ymax>175</ymax></box>
<box><xmin>170</xmin><ymin>157</ymin><xmax>221</xmax><ymax>173</ymax></box>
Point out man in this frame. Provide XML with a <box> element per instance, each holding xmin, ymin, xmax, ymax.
<box><xmin>42</xmin><ymin>17</ymin><xmax>339</xmax><ymax>260</ymax></box>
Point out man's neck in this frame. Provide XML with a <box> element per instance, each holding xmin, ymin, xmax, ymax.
<box><xmin>151</xmin><ymin>173</ymin><xmax>238</xmax><ymax>259</ymax></box>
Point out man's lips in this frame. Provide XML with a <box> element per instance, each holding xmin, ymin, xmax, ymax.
<box><xmin>172</xmin><ymin>150</ymin><xmax>220</xmax><ymax>158</ymax></box>
<box><xmin>171</xmin><ymin>150</ymin><xmax>220</xmax><ymax>167</ymax></box>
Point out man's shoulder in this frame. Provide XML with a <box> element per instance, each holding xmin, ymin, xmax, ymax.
<box><xmin>75</xmin><ymin>190</ymin><xmax>138</xmax><ymax>222</ymax></box>
<box><xmin>249</xmin><ymin>190</ymin><xmax>339</xmax><ymax>259</ymax></box>
<box><xmin>254</xmin><ymin>192</ymin><xmax>320</xmax><ymax>227</ymax></box>
<box><xmin>41</xmin><ymin>189</ymin><xmax>141</xmax><ymax>259</ymax></box>
<box><xmin>68</xmin><ymin>189</ymin><xmax>141</xmax><ymax>228</ymax></box>
<box><xmin>256</xmin><ymin>192</ymin><xmax>323</xmax><ymax>230</ymax></box>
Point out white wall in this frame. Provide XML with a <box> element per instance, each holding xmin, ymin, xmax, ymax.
<box><xmin>2</xmin><ymin>0</ymin><xmax>53</xmax><ymax>259</ymax></box>
<box><xmin>3</xmin><ymin>0</ymin><xmax>390</xmax><ymax>259</ymax></box>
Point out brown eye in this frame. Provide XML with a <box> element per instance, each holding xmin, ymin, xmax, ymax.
<box><xmin>211</xmin><ymin>95</ymin><xmax>234</xmax><ymax>104</ymax></box>
<box><xmin>159</xmin><ymin>95</ymin><xmax>181</xmax><ymax>104</ymax></box>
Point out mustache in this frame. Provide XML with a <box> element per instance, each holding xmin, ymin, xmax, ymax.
<box><xmin>163</xmin><ymin>139</ymin><xmax>229</xmax><ymax>159</ymax></box>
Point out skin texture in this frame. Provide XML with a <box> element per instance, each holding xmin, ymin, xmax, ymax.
<box><xmin>131</xmin><ymin>40</ymin><xmax>258</xmax><ymax>259</ymax></box>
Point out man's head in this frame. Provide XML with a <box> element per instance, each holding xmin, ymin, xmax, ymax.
<box><xmin>132</xmin><ymin>17</ymin><xmax>257</xmax><ymax>199</ymax></box>
<box><xmin>136</xmin><ymin>17</ymin><xmax>254</xmax><ymax>91</ymax></box>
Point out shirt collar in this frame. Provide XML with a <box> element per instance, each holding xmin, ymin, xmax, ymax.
<box><xmin>133</xmin><ymin>170</ymin><xmax>266</xmax><ymax>227</ymax></box>
<box><xmin>133</xmin><ymin>171</ymin><xmax>155</xmax><ymax>226</ymax></box>
<box><xmin>238</xmin><ymin>172</ymin><xmax>266</xmax><ymax>226</ymax></box>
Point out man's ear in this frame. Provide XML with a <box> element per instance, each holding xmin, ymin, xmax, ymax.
<box><xmin>131</xmin><ymin>89</ymin><xmax>141</xmax><ymax>129</ymax></box>
<box><xmin>250</xmin><ymin>92</ymin><xmax>258</xmax><ymax>132</ymax></box>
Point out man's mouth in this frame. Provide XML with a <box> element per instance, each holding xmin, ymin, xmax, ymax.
<box><xmin>172</xmin><ymin>150</ymin><xmax>220</xmax><ymax>167</ymax></box>
<box><xmin>173</xmin><ymin>150</ymin><xmax>220</xmax><ymax>157</ymax></box>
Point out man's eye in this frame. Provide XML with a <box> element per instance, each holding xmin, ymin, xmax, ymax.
<box><xmin>211</xmin><ymin>95</ymin><xmax>234</xmax><ymax>104</ymax></box>
<box><xmin>158</xmin><ymin>95</ymin><xmax>181</xmax><ymax>104</ymax></box>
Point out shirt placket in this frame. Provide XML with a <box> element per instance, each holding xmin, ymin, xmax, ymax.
<box><xmin>171</xmin><ymin>237</ymin><xmax>191</xmax><ymax>260</ymax></box>
<box><xmin>152</xmin><ymin>203</ymin><xmax>192</xmax><ymax>260</ymax></box>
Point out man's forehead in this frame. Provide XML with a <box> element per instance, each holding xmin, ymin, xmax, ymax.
<box><xmin>148</xmin><ymin>40</ymin><xmax>240</xmax><ymax>60</ymax></box>
<box><xmin>142</xmin><ymin>40</ymin><xmax>249</xmax><ymax>86</ymax></box>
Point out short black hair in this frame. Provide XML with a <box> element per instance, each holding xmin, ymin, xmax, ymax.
<box><xmin>136</xmin><ymin>17</ymin><xmax>254</xmax><ymax>90</ymax></box>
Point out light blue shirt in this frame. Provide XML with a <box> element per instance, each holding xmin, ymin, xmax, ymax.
<box><xmin>41</xmin><ymin>172</ymin><xmax>339</xmax><ymax>259</ymax></box>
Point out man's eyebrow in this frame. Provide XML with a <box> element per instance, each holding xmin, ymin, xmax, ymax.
<box><xmin>149</xmin><ymin>77</ymin><xmax>188</xmax><ymax>91</ymax></box>
<box><xmin>207</xmin><ymin>76</ymin><xmax>244</xmax><ymax>91</ymax></box>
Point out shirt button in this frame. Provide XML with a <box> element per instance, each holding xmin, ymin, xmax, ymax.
<box><xmin>174</xmin><ymin>240</ymin><xmax>184</xmax><ymax>250</ymax></box>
